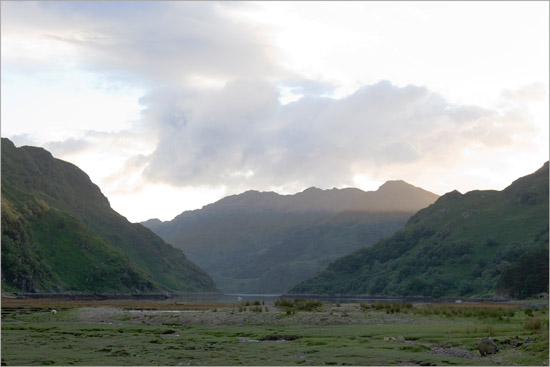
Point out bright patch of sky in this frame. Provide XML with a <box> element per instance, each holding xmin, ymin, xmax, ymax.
<box><xmin>2</xmin><ymin>70</ymin><xmax>144</xmax><ymax>142</ymax></box>
<box><xmin>1</xmin><ymin>1</ymin><xmax>548</xmax><ymax>222</ymax></box>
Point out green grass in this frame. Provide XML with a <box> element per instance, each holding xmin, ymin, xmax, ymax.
<box><xmin>1</xmin><ymin>302</ymin><xmax>548</xmax><ymax>366</ymax></box>
<box><xmin>1</xmin><ymin>181</ymin><xmax>156</xmax><ymax>293</ymax></box>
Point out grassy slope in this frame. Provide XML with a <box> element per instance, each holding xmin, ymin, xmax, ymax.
<box><xmin>291</xmin><ymin>162</ymin><xmax>549</xmax><ymax>298</ymax></box>
<box><xmin>2</xmin><ymin>181</ymin><xmax>156</xmax><ymax>293</ymax></box>
<box><xmin>1</xmin><ymin>138</ymin><xmax>216</xmax><ymax>293</ymax></box>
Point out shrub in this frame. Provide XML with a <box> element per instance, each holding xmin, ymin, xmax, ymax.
<box><xmin>274</xmin><ymin>298</ymin><xmax>294</xmax><ymax>308</ymax></box>
<box><xmin>523</xmin><ymin>318</ymin><xmax>542</xmax><ymax>332</ymax></box>
<box><xmin>274</xmin><ymin>298</ymin><xmax>323</xmax><ymax>312</ymax></box>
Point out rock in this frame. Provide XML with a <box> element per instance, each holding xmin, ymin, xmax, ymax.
<box><xmin>260</xmin><ymin>334</ymin><xmax>301</xmax><ymax>341</ymax></box>
<box><xmin>477</xmin><ymin>337</ymin><xmax>498</xmax><ymax>356</ymax></box>
<box><xmin>510</xmin><ymin>336</ymin><xmax>523</xmax><ymax>348</ymax></box>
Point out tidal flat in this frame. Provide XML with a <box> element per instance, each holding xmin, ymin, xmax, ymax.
<box><xmin>1</xmin><ymin>297</ymin><xmax>548</xmax><ymax>366</ymax></box>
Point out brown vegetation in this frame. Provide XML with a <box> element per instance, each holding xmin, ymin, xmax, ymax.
<box><xmin>1</xmin><ymin>296</ymin><xmax>230</xmax><ymax>310</ymax></box>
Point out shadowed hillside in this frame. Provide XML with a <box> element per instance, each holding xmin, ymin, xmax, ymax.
<box><xmin>143</xmin><ymin>183</ymin><xmax>438</xmax><ymax>293</ymax></box>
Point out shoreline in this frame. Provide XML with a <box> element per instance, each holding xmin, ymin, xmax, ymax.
<box><xmin>1</xmin><ymin>292</ymin><xmax>523</xmax><ymax>304</ymax></box>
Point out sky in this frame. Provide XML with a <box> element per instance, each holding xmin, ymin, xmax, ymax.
<box><xmin>2</xmin><ymin>1</ymin><xmax>549</xmax><ymax>222</ymax></box>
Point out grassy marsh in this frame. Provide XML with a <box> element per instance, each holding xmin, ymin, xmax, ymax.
<box><xmin>1</xmin><ymin>297</ymin><xmax>548</xmax><ymax>366</ymax></box>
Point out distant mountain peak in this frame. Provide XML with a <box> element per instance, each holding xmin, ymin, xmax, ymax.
<box><xmin>377</xmin><ymin>180</ymin><xmax>413</xmax><ymax>190</ymax></box>
<box><xmin>378</xmin><ymin>180</ymin><xmax>423</xmax><ymax>191</ymax></box>
<box><xmin>291</xmin><ymin>162</ymin><xmax>549</xmax><ymax>299</ymax></box>
<box><xmin>302</xmin><ymin>186</ymin><xmax>322</xmax><ymax>192</ymax></box>
<box><xmin>142</xmin><ymin>178</ymin><xmax>439</xmax><ymax>294</ymax></box>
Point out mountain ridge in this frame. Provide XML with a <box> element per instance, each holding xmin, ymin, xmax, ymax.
<box><xmin>147</xmin><ymin>181</ymin><xmax>439</xmax><ymax>226</ymax></box>
<box><xmin>1</xmin><ymin>138</ymin><xmax>217</xmax><ymax>293</ymax></box>
<box><xmin>291</xmin><ymin>162</ymin><xmax>549</xmax><ymax>299</ymax></box>
<box><xmin>143</xmin><ymin>180</ymin><xmax>439</xmax><ymax>293</ymax></box>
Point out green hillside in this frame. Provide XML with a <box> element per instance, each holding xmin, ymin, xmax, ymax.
<box><xmin>144</xmin><ymin>183</ymin><xmax>438</xmax><ymax>294</ymax></box>
<box><xmin>1</xmin><ymin>138</ymin><xmax>216</xmax><ymax>293</ymax></box>
<box><xmin>291</xmin><ymin>162</ymin><xmax>549</xmax><ymax>299</ymax></box>
<box><xmin>2</xmin><ymin>181</ymin><xmax>156</xmax><ymax>293</ymax></box>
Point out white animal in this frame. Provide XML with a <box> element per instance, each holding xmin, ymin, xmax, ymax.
<box><xmin>51</xmin><ymin>309</ymin><xmax>57</xmax><ymax>315</ymax></box>
<box><xmin>237</xmin><ymin>297</ymin><xmax>242</xmax><ymax>301</ymax></box>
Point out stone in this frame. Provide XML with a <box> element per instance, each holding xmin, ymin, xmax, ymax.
<box><xmin>477</xmin><ymin>337</ymin><xmax>498</xmax><ymax>356</ymax></box>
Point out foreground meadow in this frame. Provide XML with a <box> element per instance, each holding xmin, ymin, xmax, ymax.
<box><xmin>1</xmin><ymin>297</ymin><xmax>548</xmax><ymax>366</ymax></box>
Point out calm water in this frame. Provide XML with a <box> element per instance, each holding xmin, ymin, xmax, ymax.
<box><xmin>172</xmin><ymin>293</ymin><xmax>441</xmax><ymax>304</ymax></box>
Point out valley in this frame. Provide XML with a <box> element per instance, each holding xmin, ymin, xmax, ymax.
<box><xmin>143</xmin><ymin>183</ymin><xmax>439</xmax><ymax>294</ymax></box>
<box><xmin>1</xmin><ymin>139</ymin><xmax>548</xmax><ymax>367</ymax></box>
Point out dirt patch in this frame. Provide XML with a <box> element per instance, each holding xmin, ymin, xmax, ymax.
<box><xmin>428</xmin><ymin>345</ymin><xmax>478</xmax><ymax>360</ymax></box>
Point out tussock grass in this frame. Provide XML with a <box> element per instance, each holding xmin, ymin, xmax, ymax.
<box><xmin>274</xmin><ymin>298</ymin><xmax>323</xmax><ymax>312</ymax></box>
<box><xmin>523</xmin><ymin>317</ymin><xmax>542</xmax><ymax>332</ymax></box>
<box><xmin>357</xmin><ymin>301</ymin><xmax>527</xmax><ymax>321</ymax></box>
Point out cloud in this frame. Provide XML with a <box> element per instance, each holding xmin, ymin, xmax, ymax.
<box><xmin>500</xmin><ymin>83</ymin><xmax>547</xmax><ymax>103</ymax></box>
<box><xmin>3</xmin><ymin>1</ymin><xmax>546</xmax><ymax>219</ymax></box>
<box><xmin>139</xmin><ymin>80</ymin><xmax>540</xmax><ymax>193</ymax></box>
<box><xmin>44</xmin><ymin>137</ymin><xmax>93</xmax><ymax>157</ymax></box>
<box><xmin>2</xmin><ymin>1</ymin><xmax>282</xmax><ymax>87</ymax></box>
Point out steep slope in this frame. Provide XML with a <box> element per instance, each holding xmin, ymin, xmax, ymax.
<box><xmin>291</xmin><ymin>162</ymin><xmax>549</xmax><ymax>299</ymax></box>
<box><xmin>2</xmin><ymin>181</ymin><xmax>156</xmax><ymax>293</ymax></box>
<box><xmin>144</xmin><ymin>183</ymin><xmax>438</xmax><ymax>293</ymax></box>
<box><xmin>1</xmin><ymin>138</ymin><xmax>216</xmax><ymax>293</ymax></box>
